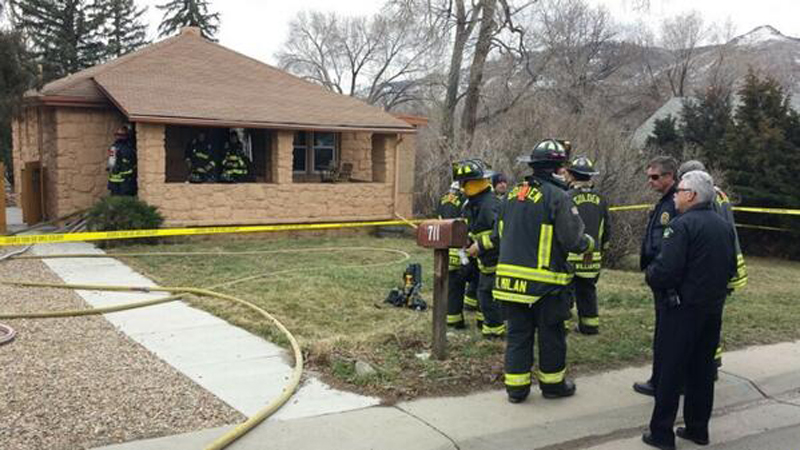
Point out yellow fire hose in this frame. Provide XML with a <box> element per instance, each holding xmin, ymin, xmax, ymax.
<box><xmin>0</xmin><ymin>246</ymin><xmax>411</xmax><ymax>449</ymax></box>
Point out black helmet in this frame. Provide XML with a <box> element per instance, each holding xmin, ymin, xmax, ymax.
<box><xmin>568</xmin><ymin>155</ymin><xmax>599</xmax><ymax>177</ymax></box>
<box><xmin>452</xmin><ymin>159</ymin><xmax>493</xmax><ymax>182</ymax></box>
<box><xmin>518</xmin><ymin>139</ymin><xmax>569</xmax><ymax>167</ymax></box>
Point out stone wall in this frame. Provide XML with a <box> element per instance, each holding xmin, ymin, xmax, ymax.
<box><xmin>53</xmin><ymin>108</ymin><xmax>125</xmax><ymax>217</ymax></box>
<box><xmin>395</xmin><ymin>133</ymin><xmax>416</xmax><ymax>218</ymax></box>
<box><xmin>12</xmin><ymin>106</ymin><xmax>57</xmax><ymax>218</ymax></box>
<box><xmin>340</xmin><ymin>132</ymin><xmax>373</xmax><ymax>181</ymax></box>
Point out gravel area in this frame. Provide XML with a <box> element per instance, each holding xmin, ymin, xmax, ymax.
<box><xmin>0</xmin><ymin>250</ymin><xmax>244</xmax><ymax>450</ymax></box>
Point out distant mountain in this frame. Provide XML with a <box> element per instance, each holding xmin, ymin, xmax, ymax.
<box><xmin>627</xmin><ymin>25</ymin><xmax>800</xmax><ymax>146</ymax></box>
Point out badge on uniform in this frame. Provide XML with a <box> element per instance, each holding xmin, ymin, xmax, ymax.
<box><xmin>660</xmin><ymin>212</ymin><xmax>670</xmax><ymax>225</ymax></box>
<box><xmin>663</xmin><ymin>227</ymin><xmax>674</xmax><ymax>239</ymax></box>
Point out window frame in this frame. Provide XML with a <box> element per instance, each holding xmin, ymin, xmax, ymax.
<box><xmin>292</xmin><ymin>131</ymin><xmax>339</xmax><ymax>175</ymax></box>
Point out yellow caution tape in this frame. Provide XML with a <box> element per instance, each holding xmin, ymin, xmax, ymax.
<box><xmin>609</xmin><ymin>204</ymin><xmax>651</xmax><ymax>212</ymax></box>
<box><xmin>0</xmin><ymin>219</ymin><xmax>423</xmax><ymax>247</ymax></box>
<box><xmin>608</xmin><ymin>204</ymin><xmax>800</xmax><ymax>216</ymax></box>
<box><xmin>733</xmin><ymin>206</ymin><xmax>800</xmax><ymax>216</ymax></box>
<box><xmin>3</xmin><ymin>203</ymin><xmax>798</xmax><ymax>247</ymax></box>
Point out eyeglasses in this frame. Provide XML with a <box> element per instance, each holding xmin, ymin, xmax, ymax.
<box><xmin>675</xmin><ymin>188</ymin><xmax>693</xmax><ymax>193</ymax></box>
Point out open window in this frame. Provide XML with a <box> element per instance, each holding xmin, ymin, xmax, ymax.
<box><xmin>165</xmin><ymin>125</ymin><xmax>274</xmax><ymax>183</ymax></box>
<box><xmin>292</xmin><ymin>131</ymin><xmax>339</xmax><ymax>182</ymax></box>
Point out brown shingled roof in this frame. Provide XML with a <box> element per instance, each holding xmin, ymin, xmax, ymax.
<box><xmin>32</xmin><ymin>28</ymin><xmax>414</xmax><ymax>133</ymax></box>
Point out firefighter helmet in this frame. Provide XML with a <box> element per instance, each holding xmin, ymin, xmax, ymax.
<box><xmin>568</xmin><ymin>155</ymin><xmax>599</xmax><ymax>177</ymax></box>
<box><xmin>452</xmin><ymin>159</ymin><xmax>493</xmax><ymax>182</ymax></box>
<box><xmin>518</xmin><ymin>139</ymin><xmax>569</xmax><ymax>167</ymax></box>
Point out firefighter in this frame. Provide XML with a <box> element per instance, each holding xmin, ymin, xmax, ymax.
<box><xmin>107</xmin><ymin>125</ymin><xmax>137</xmax><ymax>196</ymax></box>
<box><xmin>438</xmin><ymin>182</ymin><xmax>470</xmax><ymax>328</ymax></box>
<box><xmin>220</xmin><ymin>131</ymin><xmax>251</xmax><ymax>183</ymax></box>
<box><xmin>565</xmin><ymin>156</ymin><xmax>610</xmax><ymax>335</ymax></box>
<box><xmin>492</xmin><ymin>139</ymin><xmax>594</xmax><ymax>403</ymax></box>
<box><xmin>454</xmin><ymin>159</ymin><xmax>505</xmax><ymax>339</ymax></box>
<box><xmin>678</xmin><ymin>160</ymin><xmax>748</xmax><ymax>373</ymax></box>
<box><xmin>185</xmin><ymin>131</ymin><xmax>216</xmax><ymax>183</ymax></box>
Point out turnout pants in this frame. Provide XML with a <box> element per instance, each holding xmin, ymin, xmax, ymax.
<box><xmin>503</xmin><ymin>291</ymin><xmax>570</xmax><ymax>396</ymax></box>
<box><xmin>447</xmin><ymin>260</ymin><xmax>480</xmax><ymax>328</ymax></box>
<box><xmin>649</xmin><ymin>305</ymin><xmax>722</xmax><ymax>446</ymax></box>
<box><xmin>478</xmin><ymin>273</ymin><xmax>504</xmax><ymax>337</ymax></box>
<box><xmin>572</xmin><ymin>276</ymin><xmax>599</xmax><ymax>333</ymax></box>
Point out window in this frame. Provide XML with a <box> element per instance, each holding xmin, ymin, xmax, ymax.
<box><xmin>293</xmin><ymin>131</ymin><xmax>338</xmax><ymax>174</ymax></box>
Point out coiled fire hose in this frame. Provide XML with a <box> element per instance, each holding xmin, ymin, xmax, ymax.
<box><xmin>0</xmin><ymin>246</ymin><xmax>411</xmax><ymax>450</ymax></box>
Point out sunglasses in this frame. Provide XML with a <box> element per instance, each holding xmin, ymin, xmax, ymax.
<box><xmin>648</xmin><ymin>173</ymin><xmax>671</xmax><ymax>181</ymax></box>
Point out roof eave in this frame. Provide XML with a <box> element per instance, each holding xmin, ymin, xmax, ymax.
<box><xmin>129</xmin><ymin>114</ymin><xmax>417</xmax><ymax>134</ymax></box>
<box><xmin>24</xmin><ymin>94</ymin><xmax>112</xmax><ymax>109</ymax></box>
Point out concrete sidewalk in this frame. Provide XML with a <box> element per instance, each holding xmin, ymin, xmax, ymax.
<box><xmin>93</xmin><ymin>340</ymin><xmax>800</xmax><ymax>450</ymax></box>
<box><xmin>32</xmin><ymin>242</ymin><xmax>380</xmax><ymax>422</ymax></box>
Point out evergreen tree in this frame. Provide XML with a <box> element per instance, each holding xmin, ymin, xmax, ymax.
<box><xmin>1</xmin><ymin>28</ymin><xmax>36</xmax><ymax>183</ymax></box>
<box><xmin>681</xmin><ymin>86</ymin><xmax>733</xmax><ymax>168</ymax></box>
<box><xmin>99</xmin><ymin>0</ymin><xmax>148</xmax><ymax>59</ymax></box>
<box><xmin>725</xmin><ymin>71</ymin><xmax>800</xmax><ymax>208</ymax></box>
<box><xmin>16</xmin><ymin>0</ymin><xmax>106</xmax><ymax>82</ymax></box>
<box><xmin>157</xmin><ymin>0</ymin><xmax>219</xmax><ymax>40</ymax></box>
<box><xmin>646</xmin><ymin>114</ymin><xmax>683</xmax><ymax>159</ymax></box>
<box><xmin>723</xmin><ymin>70</ymin><xmax>800</xmax><ymax>258</ymax></box>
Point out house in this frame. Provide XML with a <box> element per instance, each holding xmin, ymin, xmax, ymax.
<box><xmin>12</xmin><ymin>27</ymin><xmax>417</xmax><ymax>227</ymax></box>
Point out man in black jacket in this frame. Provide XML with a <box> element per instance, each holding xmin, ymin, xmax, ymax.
<box><xmin>634</xmin><ymin>156</ymin><xmax>679</xmax><ymax>396</ymax></box>
<box><xmin>641</xmin><ymin>170</ymin><xmax>737</xmax><ymax>450</ymax></box>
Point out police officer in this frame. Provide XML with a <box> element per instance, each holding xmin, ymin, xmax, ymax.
<box><xmin>220</xmin><ymin>131</ymin><xmax>251</xmax><ymax>183</ymax></box>
<box><xmin>565</xmin><ymin>156</ymin><xmax>610</xmax><ymax>335</ymax></box>
<box><xmin>634</xmin><ymin>156</ymin><xmax>679</xmax><ymax>397</ymax></box>
<box><xmin>642</xmin><ymin>170</ymin><xmax>737</xmax><ymax>450</ymax></box>
<box><xmin>185</xmin><ymin>131</ymin><xmax>216</xmax><ymax>183</ymax></box>
<box><xmin>454</xmin><ymin>159</ymin><xmax>505</xmax><ymax>339</ymax></box>
<box><xmin>678</xmin><ymin>160</ymin><xmax>748</xmax><ymax>372</ymax></box>
<box><xmin>107</xmin><ymin>125</ymin><xmax>137</xmax><ymax>196</ymax></box>
<box><xmin>492</xmin><ymin>139</ymin><xmax>594</xmax><ymax>403</ymax></box>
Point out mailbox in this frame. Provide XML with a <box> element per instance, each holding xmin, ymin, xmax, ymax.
<box><xmin>416</xmin><ymin>219</ymin><xmax>469</xmax><ymax>249</ymax></box>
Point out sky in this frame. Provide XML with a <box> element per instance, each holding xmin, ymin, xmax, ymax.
<box><xmin>139</xmin><ymin>0</ymin><xmax>800</xmax><ymax>65</ymax></box>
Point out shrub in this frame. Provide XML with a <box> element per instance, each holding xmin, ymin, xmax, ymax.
<box><xmin>87</xmin><ymin>196</ymin><xmax>164</xmax><ymax>246</ymax></box>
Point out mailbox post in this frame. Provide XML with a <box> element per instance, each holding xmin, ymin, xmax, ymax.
<box><xmin>416</xmin><ymin>219</ymin><xmax>469</xmax><ymax>360</ymax></box>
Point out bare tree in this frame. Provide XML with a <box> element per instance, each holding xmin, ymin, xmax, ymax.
<box><xmin>537</xmin><ymin>0</ymin><xmax>626</xmax><ymax>113</ymax></box>
<box><xmin>661</xmin><ymin>11</ymin><xmax>707</xmax><ymax>97</ymax></box>
<box><xmin>276</xmin><ymin>6</ymin><xmax>443</xmax><ymax>110</ymax></box>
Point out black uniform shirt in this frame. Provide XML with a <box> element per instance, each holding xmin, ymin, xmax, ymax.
<box><xmin>645</xmin><ymin>202</ymin><xmax>737</xmax><ymax>310</ymax></box>
<box><xmin>640</xmin><ymin>184</ymin><xmax>678</xmax><ymax>270</ymax></box>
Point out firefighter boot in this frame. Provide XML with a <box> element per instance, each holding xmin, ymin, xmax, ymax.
<box><xmin>507</xmin><ymin>386</ymin><xmax>530</xmax><ymax>404</ymax></box>
<box><xmin>541</xmin><ymin>379</ymin><xmax>576</xmax><ymax>399</ymax></box>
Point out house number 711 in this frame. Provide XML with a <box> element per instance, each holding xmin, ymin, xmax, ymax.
<box><xmin>427</xmin><ymin>224</ymin><xmax>441</xmax><ymax>242</ymax></box>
